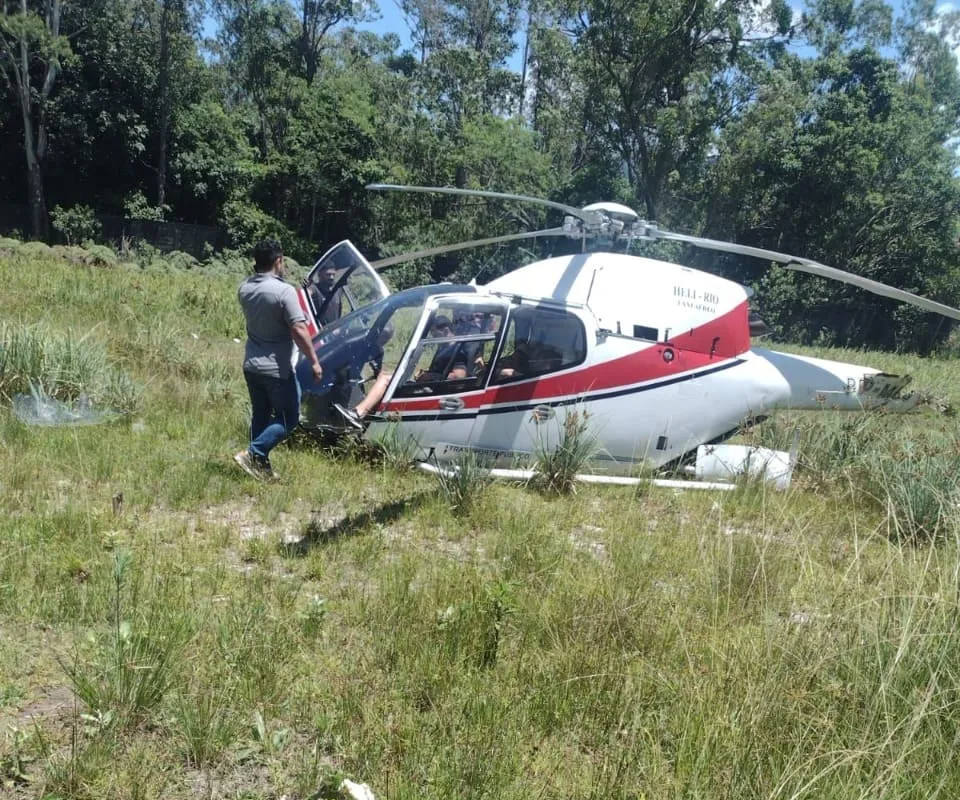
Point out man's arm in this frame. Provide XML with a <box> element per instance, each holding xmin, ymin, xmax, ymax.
<box><xmin>291</xmin><ymin>322</ymin><xmax>323</xmax><ymax>382</ymax></box>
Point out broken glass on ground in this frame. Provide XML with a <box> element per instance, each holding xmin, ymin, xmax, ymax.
<box><xmin>13</xmin><ymin>382</ymin><xmax>120</xmax><ymax>426</ymax></box>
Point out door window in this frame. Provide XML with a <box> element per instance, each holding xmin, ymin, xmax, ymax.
<box><xmin>491</xmin><ymin>305</ymin><xmax>586</xmax><ymax>384</ymax></box>
<box><xmin>303</xmin><ymin>241</ymin><xmax>390</xmax><ymax>327</ymax></box>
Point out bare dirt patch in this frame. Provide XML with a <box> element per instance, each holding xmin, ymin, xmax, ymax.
<box><xmin>11</xmin><ymin>684</ymin><xmax>77</xmax><ymax>728</ymax></box>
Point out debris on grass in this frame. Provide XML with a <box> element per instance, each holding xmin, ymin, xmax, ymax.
<box><xmin>340</xmin><ymin>778</ymin><xmax>376</xmax><ymax>800</ymax></box>
<box><xmin>13</xmin><ymin>383</ymin><xmax>121</xmax><ymax>426</ymax></box>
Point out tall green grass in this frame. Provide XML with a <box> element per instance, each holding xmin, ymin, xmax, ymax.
<box><xmin>0</xmin><ymin>321</ymin><xmax>141</xmax><ymax>411</ymax></box>
<box><xmin>531</xmin><ymin>408</ymin><xmax>597</xmax><ymax>494</ymax></box>
<box><xmin>1</xmin><ymin>254</ymin><xmax>960</xmax><ymax>798</ymax></box>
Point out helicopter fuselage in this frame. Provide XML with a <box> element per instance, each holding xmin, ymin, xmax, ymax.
<box><xmin>298</xmin><ymin>246</ymin><xmax>920</xmax><ymax>473</ymax></box>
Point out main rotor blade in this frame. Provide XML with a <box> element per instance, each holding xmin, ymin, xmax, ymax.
<box><xmin>649</xmin><ymin>229</ymin><xmax>960</xmax><ymax>322</ymax></box>
<box><xmin>367</xmin><ymin>183</ymin><xmax>591</xmax><ymax>223</ymax></box>
<box><xmin>370</xmin><ymin>227</ymin><xmax>567</xmax><ymax>270</ymax></box>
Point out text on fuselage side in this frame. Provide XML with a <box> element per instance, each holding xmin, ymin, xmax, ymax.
<box><xmin>674</xmin><ymin>285</ymin><xmax>719</xmax><ymax>313</ymax></box>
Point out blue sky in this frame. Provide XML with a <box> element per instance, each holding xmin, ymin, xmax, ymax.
<box><xmin>359</xmin><ymin>0</ymin><xmax>413</xmax><ymax>46</ymax></box>
<box><xmin>206</xmin><ymin>0</ymin><xmax>959</xmax><ymax>73</ymax></box>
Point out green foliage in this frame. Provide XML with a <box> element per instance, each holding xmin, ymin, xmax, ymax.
<box><xmin>865</xmin><ymin>451</ymin><xmax>960</xmax><ymax>543</ymax></box>
<box><xmin>559</xmin><ymin>0</ymin><xmax>756</xmax><ymax>221</ymax></box>
<box><xmin>0</xmin><ymin>321</ymin><xmax>141</xmax><ymax>411</ymax></box>
<box><xmin>367</xmin><ymin>419</ymin><xmax>420</xmax><ymax>470</ymax></box>
<box><xmin>706</xmin><ymin>37</ymin><xmax>960</xmax><ymax>351</ymax></box>
<box><xmin>172</xmin><ymin>682</ymin><xmax>238</xmax><ymax>767</ymax></box>
<box><xmin>164</xmin><ymin>250</ymin><xmax>199</xmax><ymax>270</ymax></box>
<box><xmin>50</xmin><ymin>204</ymin><xmax>102</xmax><ymax>245</ymax></box>
<box><xmin>83</xmin><ymin>244</ymin><xmax>119</xmax><ymax>266</ymax></box>
<box><xmin>18</xmin><ymin>241</ymin><xmax>52</xmax><ymax>258</ymax></box>
<box><xmin>221</xmin><ymin>198</ymin><xmax>309</xmax><ymax>263</ymax></box>
<box><xmin>172</xmin><ymin>98</ymin><xmax>259</xmax><ymax>213</ymax></box>
<box><xmin>531</xmin><ymin>408</ymin><xmax>597</xmax><ymax>495</ymax></box>
<box><xmin>433</xmin><ymin>450</ymin><xmax>490</xmax><ymax>515</ymax></box>
<box><xmin>123</xmin><ymin>191</ymin><xmax>168</xmax><ymax>222</ymax></box>
<box><xmin>62</xmin><ymin>551</ymin><xmax>192</xmax><ymax>727</ymax></box>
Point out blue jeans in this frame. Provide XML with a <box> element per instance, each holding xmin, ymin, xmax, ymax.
<box><xmin>244</xmin><ymin>370</ymin><xmax>301</xmax><ymax>462</ymax></box>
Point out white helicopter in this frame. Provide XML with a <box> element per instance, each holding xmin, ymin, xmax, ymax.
<box><xmin>292</xmin><ymin>184</ymin><xmax>960</xmax><ymax>489</ymax></box>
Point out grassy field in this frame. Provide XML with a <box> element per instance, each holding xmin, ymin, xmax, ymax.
<box><xmin>2</xmin><ymin>246</ymin><xmax>960</xmax><ymax>799</ymax></box>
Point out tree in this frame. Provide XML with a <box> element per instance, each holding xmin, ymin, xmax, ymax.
<box><xmin>405</xmin><ymin>0</ymin><xmax>523</xmax><ymax>122</ymax></box>
<box><xmin>156</xmin><ymin>0</ymin><xmax>194</xmax><ymax>210</ymax></box>
<box><xmin>0</xmin><ymin>0</ymin><xmax>70</xmax><ymax>238</ymax></box>
<box><xmin>706</xmin><ymin>42</ymin><xmax>960</xmax><ymax>351</ymax></box>
<box><xmin>294</xmin><ymin>0</ymin><xmax>371</xmax><ymax>83</ymax></box>
<box><xmin>555</xmin><ymin>0</ymin><xmax>789</xmax><ymax>222</ymax></box>
<box><xmin>214</xmin><ymin>0</ymin><xmax>296</xmax><ymax>158</ymax></box>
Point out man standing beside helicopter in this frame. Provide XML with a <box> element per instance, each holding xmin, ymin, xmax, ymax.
<box><xmin>234</xmin><ymin>238</ymin><xmax>323</xmax><ymax>480</ymax></box>
<box><xmin>312</xmin><ymin>264</ymin><xmax>344</xmax><ymax>326</ymax></box>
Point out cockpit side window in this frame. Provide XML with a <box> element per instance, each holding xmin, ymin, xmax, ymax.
<box><xmin>492</xmin><ymin>306</ymin><xmax>586</xmax><ymax>384</ymax></box>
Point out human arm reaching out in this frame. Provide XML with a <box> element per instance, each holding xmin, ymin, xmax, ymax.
<box><xmin>291</xmin><ymin>322</ymin><xmax>323</xmax><ymax>382</ymax></box>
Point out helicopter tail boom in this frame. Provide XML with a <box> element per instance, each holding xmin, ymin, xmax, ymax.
<box><xmin>749</xmin><ymin>348</ymin><xmax>922</xmax><ymax>412</ymax></box>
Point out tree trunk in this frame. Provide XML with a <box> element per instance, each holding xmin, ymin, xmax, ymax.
<box><xmin>26</xmin><ymin>159</ymin><xmax>47</xmax><ymax>239</ymax></box>
<box><xmin>2</xmin><ymin>0</ymin><xmax>62</xmax><ymax>239</ymax></box>
<box><xmin>15</xmin><ymin>26</ymin><xmax>46</xmax><ymax>239</ymax></box>
<box><xmin>156</xmin><ymin>0</ymin><xmax>173</xmax><ymax>211</ymax></box>
<box><xmin>518</xmin><ymin>11</ymin><xmax>530</xmax><ymax>118</ymax></box>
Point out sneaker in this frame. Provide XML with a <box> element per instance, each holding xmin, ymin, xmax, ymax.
<box><xmin>334</xmin><ymin>403</ymin><xmax>364</xmax><ymax>431</ymax></box>
<box><xmin>234</xmin><ymin>450</ymin><xmax>267</xmax><ymax>480</ymax></box>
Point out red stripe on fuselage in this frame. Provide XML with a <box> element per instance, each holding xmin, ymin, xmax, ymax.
<box><xmin>672</xmin><ymin>298</ymin><xmax>750</xmax><ymax>358</ymax></box>
<box><xmin>296</xmin><ymin>289</ymin><xmax>319</xmax><ymax>338</ymax></box>
<box><xmin>383</xmin><ymin>300</ymin><xmax>751</xmax><ymax>413</ymax></box>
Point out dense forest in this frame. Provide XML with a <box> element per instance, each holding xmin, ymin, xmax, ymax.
<box><xmin>3</xmin><ymin>0</ymin><xmax>960</xmax><ymax>350</ymax></box>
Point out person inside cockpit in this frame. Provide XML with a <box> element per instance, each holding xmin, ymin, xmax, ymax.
<box><xmin>412</xmin><ymin>316</ymin><xmax>469</xmax><ymax>382</ymax></box>
<box><xmin>333</xmin><ymin>323</ymin><xmax>395</xmax><ymax>429</ymax></box>
<box><xmin>310</xmin><ymin>264</ymin><xmax>344</xmax><ymax>327</ymax></box>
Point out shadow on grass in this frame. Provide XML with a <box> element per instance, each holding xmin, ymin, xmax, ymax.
<box><xmin>283</xmin><ymin>490</ymin><xmax>435</xmax><ymax>555</ymax></box>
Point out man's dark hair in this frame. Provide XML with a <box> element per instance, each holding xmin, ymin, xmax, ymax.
<box><xmin>253</xmin><ymin>239</ymin><xmax>283</xmax><ymax>272</ymax></box>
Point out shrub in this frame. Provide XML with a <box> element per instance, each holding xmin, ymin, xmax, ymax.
<box><xmin>0</xmin><ymin>322</ymin><xmax>141</xmax><ymax>412</ymax></box>
<box><xmin>51</xmin><ymin>204</ymin><xmax>101</xmax><ymax>245</ymax></box>
<box><xmin>220</xmin><ymin>199</ymin><xmax>312</xmax><ymax>263</ymax></box>
<box><xmin>123</xmin><ymin>190</ymin><xmax>168</xmax><ymax>221</ymax></box>
<box><xmin>864</xmin><ymin>452</ymin><xmax>960</xmax><ymax>543</ymax></box>
<box><xmin>50</xmin><ymin>245</ymin><xmax>91</xmax><ymax>264</ymax></box>
<box><xmin>370</xmin><ymin>420</ymin><xmax>420</xmax><ymax>470</ymax></box>
<box><xmin>433</xmin><ymin>451</ymin><xmax>490</xmax><ymax>516</ymax></box>
<box><xmin>83</xmin><ymin>244</ymin><xmax>119</xmax><ymax>266</ymax></box>
<box><xmin>18</xmin><ymin>241</ymin><xmax>52</xmax><ymax>258</ymax></box>
<box><xmin>164</xmin><ymin>250</ymin><xmax>199</xmax><ymax>270</ymax></box>
<box><xmin>530</xmin><ymin>408</ymin><xmax>597</xmax><ymax>495</ymax></box>
<box><xmin>746</xmin><ymin>411</ymin><xmax>879</xmax><ymax>489</ymax></box>
<box><xmin>222</xmin><ymin>199</ymin><xmax>290</xmax><ymax>252</ymax></box>
<box><xmin>62</xmin><ymin>551</ymin><xmax>191</xmax><ymax>727</ymax></box>
<box><xmin>203</xmin><ymin>252</ymin><xmax>250</xmax><ymax>277</ymax></box>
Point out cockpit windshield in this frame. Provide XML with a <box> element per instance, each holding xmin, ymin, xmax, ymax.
<box><xmin>298</xmin><ymin>283</ymin><xmax>478</xmax><ymax>428</ymax></box>
<box><xmin>312</xmin><ymin>285</ymin><xmax>478</xmax><ymax>375</ymax></box>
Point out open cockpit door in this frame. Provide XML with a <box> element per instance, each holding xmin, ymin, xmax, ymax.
<box><xmin>299</xmin><ymin>241</ymin><xmax>390</xmax><ymax>335</ymax></box>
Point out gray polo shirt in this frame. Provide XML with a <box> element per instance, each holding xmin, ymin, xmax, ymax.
<box><xmin>238</xmin><ymin>273</ymin><xmax>306</xmax><ymax>378</ymax></box>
